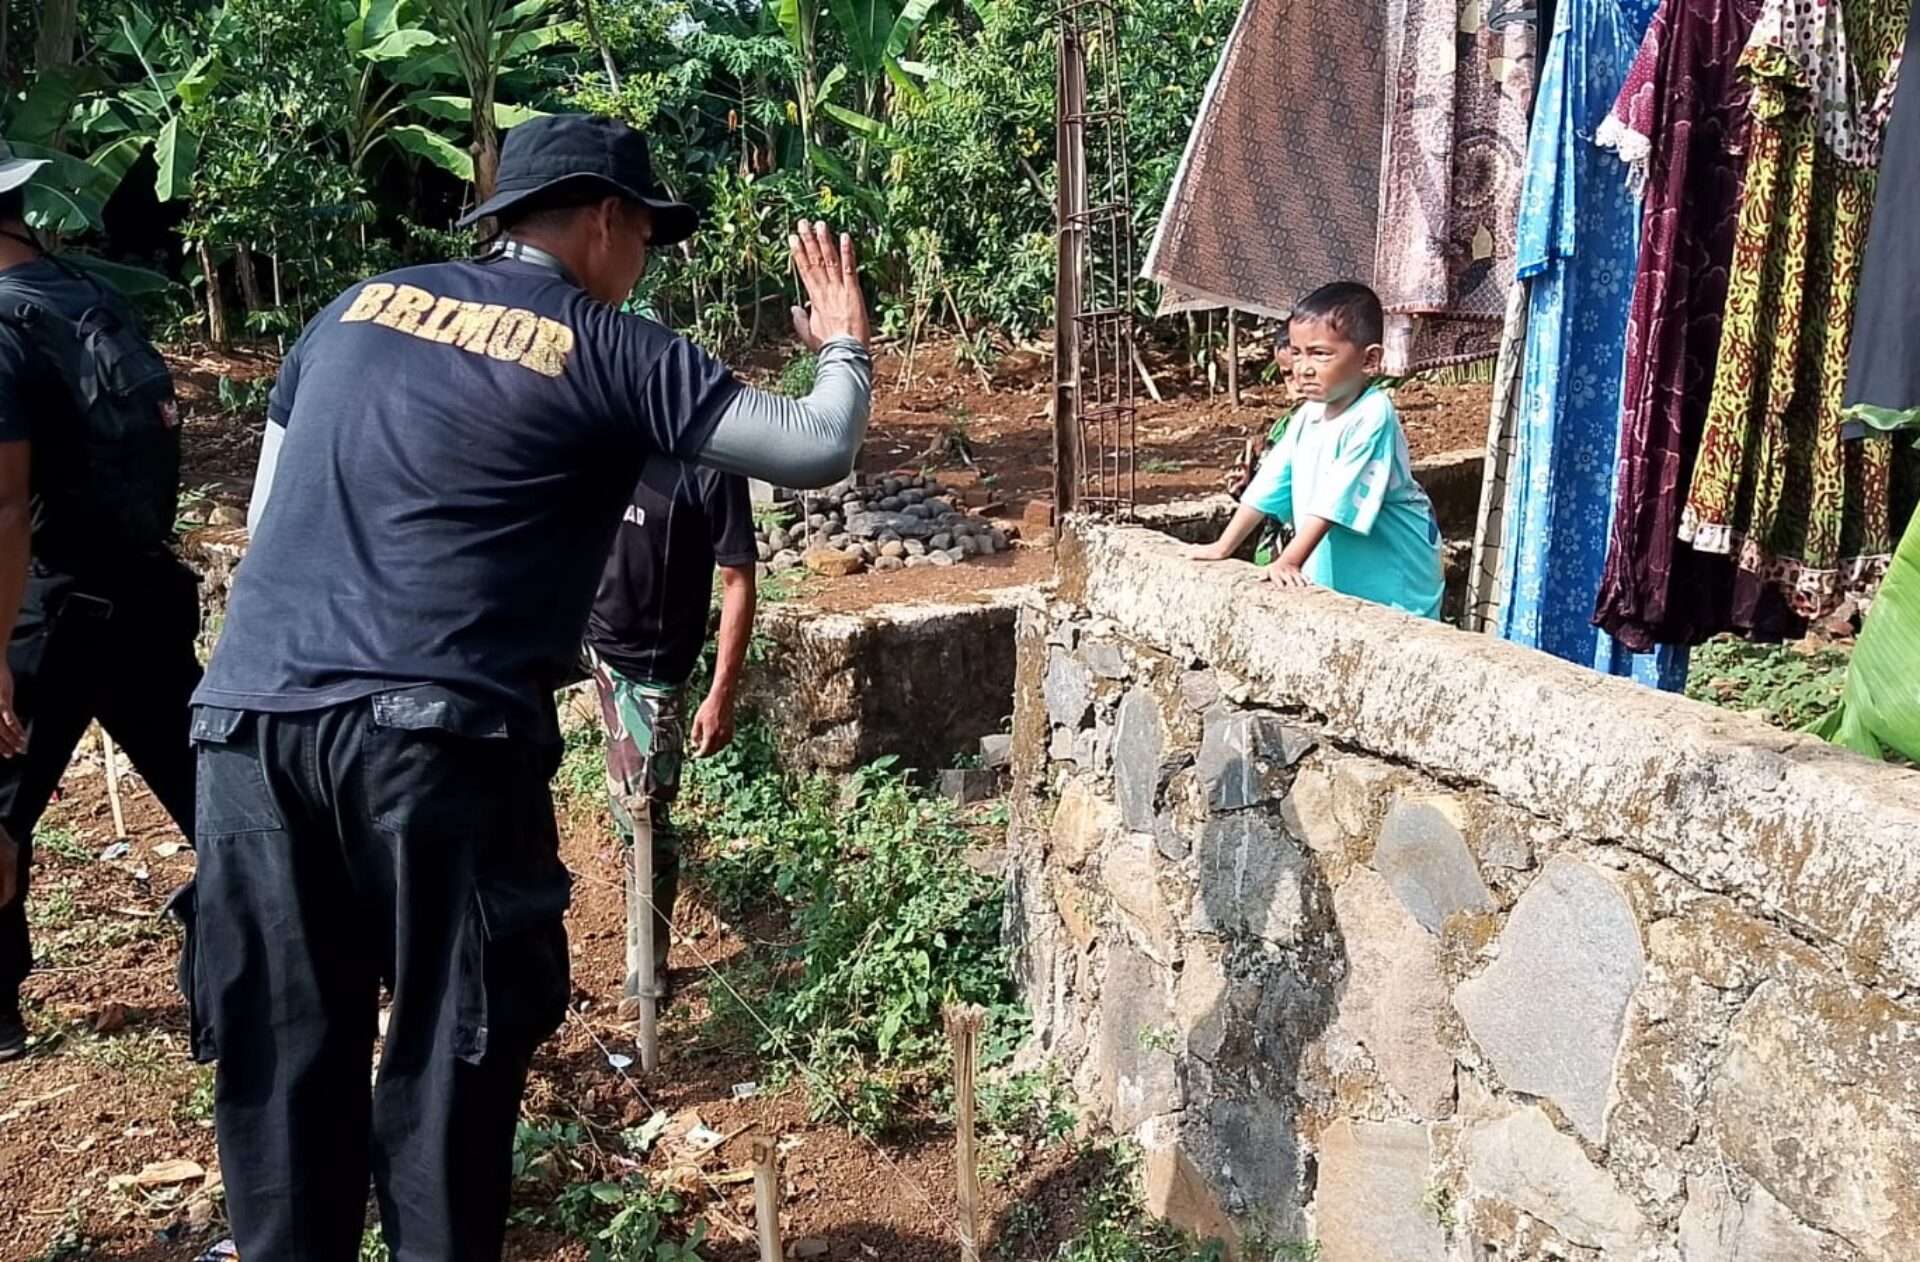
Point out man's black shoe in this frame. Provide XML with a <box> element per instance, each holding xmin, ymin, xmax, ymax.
<box><xmin>0</xmin><ymin>1009</ymin><xmax>26</xmax><ymax>1062</ymax></box>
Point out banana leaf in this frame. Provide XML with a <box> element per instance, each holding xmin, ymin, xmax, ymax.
<box><xmin>1807</xmin><ymin>499</ymin><xmax>1920</xmax><ymax>764</ymax></box>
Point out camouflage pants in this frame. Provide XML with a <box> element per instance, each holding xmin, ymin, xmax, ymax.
<box><xmin>588</xmin><ymin>648</ymin><xmax>685</xmax><ymax>1000</ymax></box>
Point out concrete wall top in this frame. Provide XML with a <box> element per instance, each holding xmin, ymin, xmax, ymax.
<box><xmin>1058</xmin><ymin>519</ymin><xmax>1920</xmax><ymax>990</ymax></box>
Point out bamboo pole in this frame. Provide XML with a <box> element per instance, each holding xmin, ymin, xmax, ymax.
<box><xmin>751</xmin><ymin>1135</ymin><xmax>785</xmax><ymax>1262</ymax></box>
<box><xmin>628</xmin><ymin>815</ymin><xmax>660</xmax><ymax>1072</ymax></box>
<box><xmin>945</xmin><ymin>1004</ymin><xmax>986</xmax><ymax>1262</ymax></box>
<box><xmin>100</xmin><ymin>727</ymin><xmax>128</xmax><ymax>841</ymax></box>
<box><xmin>1226</xmin><ymin>308</ymin><xmax>1241</xmax><ymax>406</ymax></box>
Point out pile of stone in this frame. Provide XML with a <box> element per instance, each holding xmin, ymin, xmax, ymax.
<box><xmin>755</xmin><ymin>474</ymin><xmax>1015</xmax><ymax>577</ymax></box>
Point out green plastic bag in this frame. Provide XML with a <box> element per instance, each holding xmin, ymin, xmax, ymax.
<box><xmin>1807</xmin><ymin>503</ymin><xmax>1920</xmax><ymax>762</ymax></box>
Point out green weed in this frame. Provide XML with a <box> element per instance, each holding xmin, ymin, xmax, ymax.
<box><xmin>512</xmin><ymin>1120</ymin><xmax>708</xmax><ymax>1260</ymax></box>
<box><xmin>358</xmin><ymin>1228</ymin><xmax>391</xmax><ymax>1261</ymax></box>
<box><xmin>1137</xmin><ymin>1025</ymin><xmax>1179</xmax><ymax>1056</ymax></box>
<box><xmin>28</xmin><ymin>883</ymin><xmax>79</xmax><ymax>934</ymax></box>
<box><xmin>177</xmin><ymin>1066</ymin><xmax>218</xmax><ymax>1127</ymax></box>
<box><xmin>34</xmin><ymin>823</ymin><xmax>88</xmax><ymax>865</ymax></box>
<box><xmin>216</xmin><ymin>375</ymin><xmax>275</xmax><ymax>418</ymax></box>
<box><xmin>1139</xmin><ymin>457</ymin><xmax>1187</xmax><ymax>475</ymax></box>
<box><xmin>76</xmin><ymin>1028</ymin><xmax>178</xmax><ymax>1084</ymax></box>
<box><xmin>1687</xmin><ymin>637</ymin><xmax>1851</xmax><ymax>730</ymax></box>
<box><xmin>680</xmin><ymin>722</ymin><xmax>1022</xmax><ymax>1131</ymax></box>
<box><xmin>1006</xmin><ymin>1141</ymin><xmax>1225</xmax><ymax>1262</ymax></box>
<box><xmin>556</xmin><ymin>720</ymin><xmax>609</xmax><ymax>808</ymax></box>
<box><xmin>778</xmin><ymin>351</ymin><xmax>819</xmax><ymax>396</ymax></box>
<box><xmin>25</xmin><ymin>1208</ymin><xmax>90</xmax><ymax>1262</ymax></box>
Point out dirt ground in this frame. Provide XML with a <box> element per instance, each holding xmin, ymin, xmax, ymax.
<box><xmin>167</xmin><ymin>333</ymin><xmax>1492</xmax><ymax>616</ymax></box>
<box><xmin>0</xmin><ymin>747</ymin><xmax>1113</xmax><ymax>1261</ymax></box>
<box><xmin>0</xmin><ymin>332</ymin><xmax>1494</xmax><ymax>1257</ymax></box>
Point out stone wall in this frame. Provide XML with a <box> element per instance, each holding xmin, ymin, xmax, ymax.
<box><xmin>1006</xmin><ymin>520</ymin><xmax>1920</xmax><ymax>1262</ymax></box>
<box><xmin>743</xmin><ymin>591</ymin><xmax>1024</xmax><ymax>772</ymax></box>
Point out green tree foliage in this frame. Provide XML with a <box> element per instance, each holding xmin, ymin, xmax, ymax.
<box><xmin>3</xmin><ymin>0</ymin><xmax>1241</xmax><ymax>343</ymax></box>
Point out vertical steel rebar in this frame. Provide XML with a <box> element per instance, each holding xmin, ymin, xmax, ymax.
<box><xmin>1054</xmin><ymin>0</ymin><xmax>1136</xmax><ymax>520</ymax></box>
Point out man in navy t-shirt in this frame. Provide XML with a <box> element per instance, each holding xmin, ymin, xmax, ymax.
<box><xmin>187</xmin><ymin>115</ymin><xmax>872</xmax><ymax>1261</ymax></box>
<box><xmin>584</xmin><ymin>459</ymin><xmax>756</xmax><ymax>1017</ymax></box>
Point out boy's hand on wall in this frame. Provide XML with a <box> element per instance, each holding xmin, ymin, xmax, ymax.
<box><xmin>1268</xmin><ymin>561</ymin><xmax>1313</xmax><ymax>588</ymax></box>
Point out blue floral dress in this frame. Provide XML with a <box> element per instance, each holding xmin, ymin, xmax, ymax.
<box><xmin>1494</xmin><ymin>0</ymin><xmax>1689</xmax><ymax>690</ymax></box>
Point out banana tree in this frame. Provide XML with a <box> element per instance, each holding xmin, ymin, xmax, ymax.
<box><xmin>91</xmin><ymin>15</ymin><xmax>231</xmax><ymax>337</ymax></box>
<box><xmin>794</xmin><ymin>0</ymin><xmax>942</xmax><ymax>178</ymax></box>
<box><xmin>411</xmin><ymin>0</ymin><xmax>573</xmax><ymax>200</ymax></box>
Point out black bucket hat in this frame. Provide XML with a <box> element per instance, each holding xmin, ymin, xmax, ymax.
<box><xmin>457</xmin><ymin>114</ymin><xmax>698</xmax><ymax>245</ymax></box>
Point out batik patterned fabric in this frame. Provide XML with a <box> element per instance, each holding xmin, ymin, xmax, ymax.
<box><xmin>1495</xmin><ymin>0</ymin><xmax>1687</xmax><ymax>688</ymax></box>
<box><xmin>1375</xmin><ymin>0</ymin><xmax>1540</xmax><ymax>373</ymax></box>
<box><xmin>1844</xmin><ymin>12</ymin><xmax>1920</xmax><ymax>429</ymax></box>
<box><xmin>1143</xmin><ymin>0</ymin><xmax>1386</xmax><ymax>317</ymax></box>
<box><xmin>1679</xmin><ymin>0</ymin><xmax>1911</xmax><ymax>617</ymax></box>
<box><xmin>1592</xmin><ymin>0</ymin><xmax>1772</xmax><ymax>649</ymax></box>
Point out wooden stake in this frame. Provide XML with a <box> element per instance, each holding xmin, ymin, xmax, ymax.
<box><xmin>627</xmin><ymin>815</ymin><xmax>660</xmax><ymax>1073</ymax></box>
<box><xmin>751</xmin><ymin>1135</ymin><xmax>785</xmax><ymax>1262</ymax></box>
<box><xmin>1132</xmin><ymin>345</ymin><xmax>1164</xmax><ymax>404</ymax></box>
<box><xmin>945</xmin><ymin>1004</ymin><xmax>986</xmax><ymax>1262</ymax></box>
<box><xmin>1226</xmin><ymin>308</ymin><xmax>1241</xmax><ymax>406</ymax></box>
<box><xmin>100</xmin><ymin>727</ymin><xmax>127</xmax><ymax>840</ymax></box>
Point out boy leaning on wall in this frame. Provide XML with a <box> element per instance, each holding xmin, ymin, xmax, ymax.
<box><xmin>1192</xmin><ymin>282</ymin><xmax>1444</xmax><ymax>620</ymax></box>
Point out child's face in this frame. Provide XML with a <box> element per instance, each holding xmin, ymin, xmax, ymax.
<box><xmin>1289</xmin><ymin>317</ymin><xmax>1381</xmax><ymax>406</ymax></box>
<box><xmin>1274</xmin><ymin>339</ymin><xmax>1301</xmax><ymax>399</ymax></box>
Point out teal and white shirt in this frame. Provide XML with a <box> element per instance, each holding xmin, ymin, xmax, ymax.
<box><xmin>1240</xmin><ymin>384</ymin><xmax>1444</xmax><ymax>619</ymax></box>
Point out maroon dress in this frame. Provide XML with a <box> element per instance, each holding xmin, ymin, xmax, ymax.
<box><xmin>1592</xmin><ymin>0</ymin><xmax>1796</xmax><ymax>648</ymax></box>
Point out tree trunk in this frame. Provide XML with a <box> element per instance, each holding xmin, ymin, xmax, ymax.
<box><xmin>579</xmin><ymin>0</ymin><xmax>621</xmax><ymax>91</ymax></box>
<box><xmin>35</xmin><ymin>0</ymin><xmax>77</xmax><ymax>69</ymax></box>
<box><xmin>198</xmin><ymin>241</ymin><xmax>229</xmax><ymax>348</ymax></box>
<box><xmin>472</xmin><ymin>91</ymin><xmax>500</xmax><ymax>203</ymax></box>
<box><xmin>235</xmin><ymin>246</ymin><xmax>265</xmax><ymax>314</ymax></box>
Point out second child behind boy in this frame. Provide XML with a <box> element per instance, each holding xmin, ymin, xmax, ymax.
<box><xmin>1193</xmin><ymin>282</ymin><xmax>1444</xmax><ymax>620</ymax></box>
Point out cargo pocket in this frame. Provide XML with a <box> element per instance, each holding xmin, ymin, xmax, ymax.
<box><xmin>164</xmin><ymin>880</ymin><xmax>218</xmax><ymax>1063</ymax></box>
<box><xmin>190</xmin><ymin>707</ymin><xmax>282</xmax><ymax>836</ymax></box>
<box><xmin>452</xmin><ymin>862</ymin><xmax>573</xmax><ymax>1066</ymax></box>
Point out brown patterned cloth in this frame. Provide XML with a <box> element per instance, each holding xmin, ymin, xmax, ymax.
<box><xmin>1374</xmin><ymin>0</ymin><xmax>1539</xmax><ymax>373</ymax></box>
<box><xmin>1142</xmin><ymin>0</ymin><xmax>1386</xmax><ymax>318</ymax></box>
<box><xmin>1679</xmin><ymin>0</ymin><xmax>1911</xmax><ymax>619</ymax></box>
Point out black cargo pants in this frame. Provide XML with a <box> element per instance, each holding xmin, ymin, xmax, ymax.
<box><xmin>0</xmin><ymin>556</ymin><xmax>202</xmax><ymax>1015</ymax></box>
<box><xmin>178</xmin><ymin>692</ymin><xmax>572</xmax><ymax>1261</ymax></box>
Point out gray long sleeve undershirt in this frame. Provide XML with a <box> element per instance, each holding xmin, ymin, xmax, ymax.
<box><xmin>697</xmin><ymin>335</ymin><xmax>871</xmax><ymax>487</ymax></box>
<box><xmin>247</xmin><ymin>336</ymin><xmax>871</xmax><ymax>531</ymax></box>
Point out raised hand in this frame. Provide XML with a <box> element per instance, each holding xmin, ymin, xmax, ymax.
<box><xmin>789</xmin><ymin>219</ymin><xmax>871</xmax><ymax>351</ymax></box>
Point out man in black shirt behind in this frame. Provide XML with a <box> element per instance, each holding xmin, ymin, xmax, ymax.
<box><xmin>584</xmin><ymin>457</ymin><xmax>756</xmax><ymax>1014</ymax></box>
<box><xmin>0</xmin><ymin>144</ymin><xmax>200</xmax><ymax>1061</ymax></box>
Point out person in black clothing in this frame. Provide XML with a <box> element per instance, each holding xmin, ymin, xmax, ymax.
<box><xmin>194</xmin><ymin>114</ymin><xmax>871</xmax><ymax>1260</ymax></box>
<box><xmin>0</xmin><ymin>142</ymin><xmax>200</xmax><ymax>1062</ymax></box>
<box><xmin>585</xmin><ymin>458</ymin><xmax>757</xmax><ymax>1012</ymax></box>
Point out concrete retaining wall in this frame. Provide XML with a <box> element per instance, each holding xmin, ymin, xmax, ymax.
<box><xmin>1007</xmin><ymin>519</ymin><xmax>1920</xmax><ymax>1261</ymax></box>
<box><xmin>744</xmin><ymin>591</ymin><xmax>1025</xmax><ymax>772</ymax></box>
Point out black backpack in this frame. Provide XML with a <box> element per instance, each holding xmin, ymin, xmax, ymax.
<box><xmin>0</xmin><ymin>258</ymin><xmax>181</xmax><ymax>556</ymax></box>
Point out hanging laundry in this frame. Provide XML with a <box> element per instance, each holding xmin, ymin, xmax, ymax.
<box><xmin>1374</xmin><ymin>0</ymin><xmax>1539</xmax><ymax>373</ymax></box>
<box><xmin>1679</xmin><ymin>0</ymin><xmax>1912</xmax><ymax>618</ymax></box>
<box><xmin>1591</xmin><ymin>0</ymin><xmax>1792</xmax><ymax>650</ymax></box>
<box><xmin>1844</xmin><ymin>10</ymin><xmax>1920</xmax><ymax>433</ymax></box>
<box><xmin>1142</xmin><ymin>0</ymin><xmax>1385</xmax><ymax>318</ymax></box>
<box><xmin>1494</xmin><ymin>0</ymin><xmax>1687</xmax><ymax>687</ymax></box>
